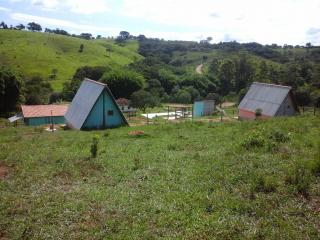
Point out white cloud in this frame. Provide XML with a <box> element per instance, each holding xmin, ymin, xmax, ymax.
<box><xmin>0</xmin><ymin>6</ymin><xmax>11</xmax><ymax>12</ymax></box>
<box><xmin>122</xmin><ymin>0</ymin><xmax>320</xmax><ymax>45</ymax></box>
<box><xmin>10</xmin><ymin>12</ymin><xmax>120</xmax><ymax>35</ymax></box>
<box><xmin>30</xmin><ymin>0</ymin><xmax>110</xmax><ymax>14</ymax></box>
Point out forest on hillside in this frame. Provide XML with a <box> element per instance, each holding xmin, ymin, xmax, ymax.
<box><xmin>1</xmin><ymin>23</ymin><xmax>320</xmax><ymax>116</ymax></box>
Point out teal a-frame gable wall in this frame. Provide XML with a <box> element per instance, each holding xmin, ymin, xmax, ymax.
<box><xmin>82</xmin><ymin>90</ymin><xmax>126</xmax><ymax>129</ymax></box>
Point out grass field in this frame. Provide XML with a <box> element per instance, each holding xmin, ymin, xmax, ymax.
<box><xmin>0</xmin><ymin>115</ymin><xmax>319</xmax><ymax>239</ymax></box>
<box><xmin>0</xmin><ymin>30</ymin><xmax>143</xmax><ymax>90</ymax></box>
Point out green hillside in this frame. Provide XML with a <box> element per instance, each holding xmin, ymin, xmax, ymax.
<box><xmin>0</xmin><ymin>30</ymin><xmax>143</xmax><ymax>90</ymax></box>
<box><xmin>0</xmin><ymin>115</ymin><xmax>319</xmax><ymax>239</ymax></box>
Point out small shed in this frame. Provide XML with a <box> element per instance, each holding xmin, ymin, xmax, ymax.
<box><xmin>238</xmin><ymin>82</ymin><xmax>299</xmax><ymax>120</ymax></box>
<box><xmin>65</xmin><ymin>78</ymin><xmax>128</xmax><ymax>130</ymax></box>
<box><xmin>193</xmin><ymin>100</ymin><xmax>215</xmax><ymax>117</ymax></box>
<box><xmin>20</xmin><ymin>104</ymin><xmax>68</xmax><ymax>126</ymax></box>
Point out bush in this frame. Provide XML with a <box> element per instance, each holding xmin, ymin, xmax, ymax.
<box><xmin>241</xmin><ymin>130</ymin><xmax>265</xmax><ymax>149</ymax></box>
<box><xmin>269</xmin><ymin>129</ymin><xmax>290</xmax><ymax>143</ymax></box>
<box><xmin>90</xmin><ymin>136</ymin><xmax>99</xmax><ymax>158</ymax></box>
<box><xmin>252</xmin><ymin>175</ymin><xmax>277</xmax><ymax>193</ymax></box>
<box><xmin>285</xmin><ymin>164</ymin><xmax>311</xmax><ymax>198</ymax></box>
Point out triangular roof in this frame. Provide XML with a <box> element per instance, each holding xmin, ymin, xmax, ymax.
<box><xmin>238</xmin><ymin>82</ymin><xmax>298</xmax><ymax>116</ymax></box>
<box><xmin>65</xmin><ymin>78</ymin><xmax>128</xmax><ymax>129</ymax></box>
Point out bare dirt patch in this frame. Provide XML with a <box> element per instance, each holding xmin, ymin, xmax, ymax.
<box><xmin>0</xmin><ymin>162</ymin><xmax>9</xmax><ymax>180</ymax></box>
<box><xmin>128</xmin><ymin>130</ymin><xmax>145</xmax><ymax>136</ymax></box>
<box><xmin>221</xmin><ymin>102</ymin><xmax>236</xmax><ymax>108</ymax></box>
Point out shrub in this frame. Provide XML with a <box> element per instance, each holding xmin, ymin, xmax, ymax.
<box><xmin>252</xmin><ymin>175</ymin><xmax>277</xmax><ymax>193</ymax></box>
<box><xmin>285</xmin><ymin>164</ymin><xmax>311</xmax><ymax>198</ymax></box>
<box><xmin>310</xmin><ymin>152</ymin><xmax>320</xmax><ymax>177</ymax></box>
<box><xmin>242</xmin><ymin>131</ymin><xmax>265</xmax><ymax>149</ymax></box>
<box><xmin>269</xmin><ymin>129</ymin><xmax>290</xmax><ymax>143</ymax></box>
<box><xmin>90</xmin><ymin>136</ymin><xmax>99</xmax><ymax>158</ymax></box>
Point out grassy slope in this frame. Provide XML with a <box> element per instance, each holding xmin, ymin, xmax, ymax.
<box><xmin>0</xmin><ymin>115</ymin><xmax>319</xmax><ymax>239</ymax></box>
<box><xmin>0</xmin><ymin>30</ymin><xmax>143</xmax><ymax>90</ymax></box>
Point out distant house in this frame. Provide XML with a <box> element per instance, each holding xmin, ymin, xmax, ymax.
<box><xmin>65</xmin><ymin>78</ymin><xmax>128</xmax><ymax>130</ymax></box>
<box><xmin>116</xmin><ymin>98</ymin><xmax>137</xmax><ymax>113</ymax></box>
<box><xmin>238</xmin><ymin>82</ymin><xmax>299</xmax><ymax>120</ymax></box>
<box><xmin>20</xmin><ymin>104</ymin><xmax>68</xmax><ymax>126</ymax></box>
<box><xmin>193</xmin><ymin>100</ymin><xmax>215</xmax><ymax>117</ymax></box>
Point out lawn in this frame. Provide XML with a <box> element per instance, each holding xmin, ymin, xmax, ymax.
<box><xmin>0</xmin><ymin>30</ymin><xmax>143</xmax><ymax>90</ymax></box>
<box><xmin>0</xmin><ymin>115</ymin><xmax>319</xmax><ymax>239</ymax></box>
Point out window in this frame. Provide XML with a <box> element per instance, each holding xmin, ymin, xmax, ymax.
<box><xmin>107</xmin><ymin>110</ymin><xmax>114</xmax><ymax>116</ymax></box>
<box><xmin>121</xmin><ymin>106</ymin><xmax>124</xmax><ymax>110</ymax></box>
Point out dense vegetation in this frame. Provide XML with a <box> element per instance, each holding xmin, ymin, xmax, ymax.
<box><xmin>0</xmin><ymin>115</ymin><xmax>319</xmax><ymax>238</ymax></box>
<box><xmin>0</xmin><ymin>25</ymin><xmax>320</xmax><ymax>117</ymax></box>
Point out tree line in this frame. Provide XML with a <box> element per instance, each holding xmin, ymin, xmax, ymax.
<box><xmin>0</xmin><ymin>29</ymin><xmax>319</xmax><ymax>116</ymax></box>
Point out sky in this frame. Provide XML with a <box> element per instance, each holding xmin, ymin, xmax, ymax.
<box><xmin>0</xmin><ymin>0</ymin><xmax>320</xmax><ymax>45</ymax></box>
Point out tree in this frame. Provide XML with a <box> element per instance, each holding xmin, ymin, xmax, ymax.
<box><xmin>146</xmin><ymin>79</ymin><xmax>164</xmax><ymax>98</ymax></box>
<box><xmin>25</xmin><ymin>76</ymin><xmax>52</xmax><ymax>105</ymax></box>
<box><xmin>175</xmin><ymin>89</ymin><xmax>192</xmax><ymax>104</ymax></box>
<box><xmin>0</xmin><ymin>67</ymin><xmax>24</xmax><ymax>115</ymax></box>
<box><xmin>62</xmin><ymin>66</ymin><xmax>109</xmax><ymax>100</ymax></box>
<box><xmin>295</xmin><ymin>86</ymin><xmax>312</xmax><ymax>106</ymax></box>
<box><xmin>100</xmin><ymin>68</ymin><xmax>145</xmax><ymax>99</ymax></box>
<box><xmin>206</xmin><ymin>93</ymin><xmax>221</xmax><ymax>104</ymax></box>
<box><xmin>15</xmin><ymin>24</ymin><xmax>25</xmax><ymax>30</ymax></box>
<box><xmin>80</xmin><ymin>33</ymin><xmax>92</xmax><ymax>40</ymax></box>
<box><xmin>49</xmin><ymin>92</ymin><xmax>63</xmax><ymax>103</ymax></box>
<box><xmin>27</xmin><ymin>22</ymin><xmax>42</xmax><ymax>32</ymax></box>
<box><xmin>238</xmin><ymin>89</ymin><xmax>247</xmax><ymax>103</ymax></box>
<box><xmin>311</xmin><ymin>90</ymin><xmax>320</xmax><ymax>108</ymax></box>
<box><xmin>119</xmin><ymin>31</ymin><xmax>130</xmax><ymax>40</ymax></box>
<box><xmin>131</xmin><ymin>90</ymin><xmax>158</xmax><ymax>112</ymax></box>
<box><xmin>0</xmin><ymin>21</ymin><xmax>8</xmax><ymax>29</ymax></box>
<box><xmin>218</xmin><ymin>59</ymin><xmax>236</xmax><ymax>95</ymax></box>
<box><xmin>207</xmin><ymin>37</ymin><xmax>213</xmax><ymax>42</ymax></box>
<box><xmin>234</xmin><ymin>54</ymin><xmax>254</xmax><ymax>92</ymax></box>
<box><xmin>183</xmin><ymin>86</ymin><xmax>200</xmax><ymax>102</ymax></box>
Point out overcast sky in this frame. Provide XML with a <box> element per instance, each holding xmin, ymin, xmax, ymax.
<box><xmin>0</xmin><ymin>0</ymin><xmax>319</xmax><ymax>45</ymax></box>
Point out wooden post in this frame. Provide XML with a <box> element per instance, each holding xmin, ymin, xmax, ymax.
<box><xmin>51</xmin><ymin>110</ymin><xmax>54</xmax><ymax>132</ymax></box>
<box><xmin>220</xmin><ymin>102</ymin><xmax>222</xmax><ymax>122</ymax></box>
<box><xmin>147</xmin><ymin>113</ymin><xmax>149</xmax><ymax>125</ymax></box>
<box><xmin>167</xmin><ymin>106</ymin><xmax>169</xmax><ymax>121</ymax></box>
<box><xmin>192</xmin><ymin>105</ymin><xmax>194</xmax><ymax>121</ymax></box>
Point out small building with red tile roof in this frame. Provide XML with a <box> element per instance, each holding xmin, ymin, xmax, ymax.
<box><xmin>21</xmin><ymin>104</ymin><xmax>69</xmax><ymax>126</ymax></box>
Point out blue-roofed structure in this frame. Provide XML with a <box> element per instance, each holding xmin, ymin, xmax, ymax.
<box><xmin>238</xmin><ymin>82</ymin><xmax>299</xmax><ymax>120</ymax></box>
<box><xmin>65</xmin><ymin>79</ymin><xmax>128</xmax><ymax>130</ymax></box>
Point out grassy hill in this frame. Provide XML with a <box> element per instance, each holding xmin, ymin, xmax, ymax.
<box><xmin>0</xmin><ymin>30</ymin><xmax>143</xmax><ymax>90</ymax></box>
<box><xmin>0</xmin><ymin>115</ymin><xmax>319</xmax><ymax>239</ymax></box>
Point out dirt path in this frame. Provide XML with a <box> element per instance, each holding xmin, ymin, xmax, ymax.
<box><xmin>196</xmin><ymin>64</ymin><xmax>203</xmax><ymax>74</ymax></box>
<box><xmin>221</xmin><ymin>102</ymin><xmax>236</xmax><ymax>108</ymax></box>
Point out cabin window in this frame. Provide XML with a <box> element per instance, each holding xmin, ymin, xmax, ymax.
<box><xmin>107</xmin><ymin>110</ymin><xmax>114</xmax><ymax>116</ymax></box>
<box><xmin>121</xmin><ymin>106</ymin><xmax>124</xmax><ymax>110</ymax></box>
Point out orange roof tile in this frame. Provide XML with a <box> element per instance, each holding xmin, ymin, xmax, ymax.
<box><xmin>21</xmin><ymin>104</ymin><xmax>69</xmax><ymax>118</ymax></box>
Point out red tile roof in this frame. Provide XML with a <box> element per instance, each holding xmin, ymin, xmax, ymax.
<box><xmin>21</xmin><ymin>104</ymin><xmax>69</xmax><ymax>118</ymax></box>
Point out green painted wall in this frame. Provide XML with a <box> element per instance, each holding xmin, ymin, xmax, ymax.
<box><xmin>25</xmin><ymin>116</ymin><xmax>65</xmax><ymax>126</ymax></box>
